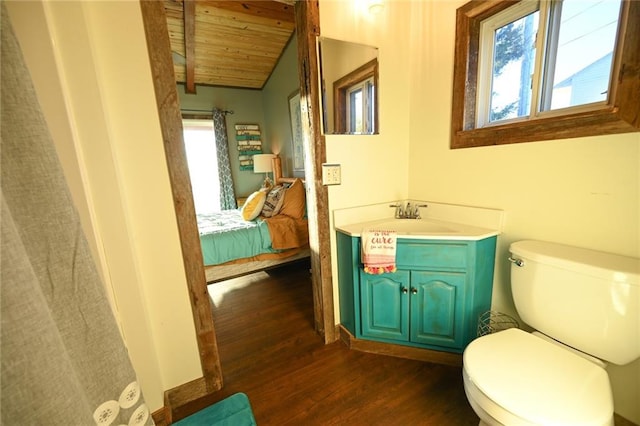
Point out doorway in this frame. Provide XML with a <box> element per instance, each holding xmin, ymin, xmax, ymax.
<box><xmin>138</xmin><ymin>0</ymin><xmax>335</xmax><ymax>399</ymax></box>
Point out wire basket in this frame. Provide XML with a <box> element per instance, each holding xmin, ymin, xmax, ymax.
<box><xmin>477</xmin><ymin>310</ymin><xmax>519</xmax><ymax>337</ymax></box>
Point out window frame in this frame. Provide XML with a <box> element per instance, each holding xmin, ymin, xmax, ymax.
<box><xmin>345</xmin><ymin>75</ymin><xmax>375</xmax><ymax>133</ymax></box>
<box><xmin>333</xmin><ymin>58</ymin><xmax>379</xmax><ymax>134</ymax></box>
<box><xmin>451</xmin><ymin>0</ymin><xmax>639</xmax><ymax>149</ymax></box>
<box><xmin>476</xmin><ymin>0</ymin><xmax>540</xmax><ymax>126</ymax></box>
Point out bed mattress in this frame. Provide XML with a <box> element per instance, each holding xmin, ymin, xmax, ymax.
<box><xmin>197</xmin><ymin>210</ymin><xmax>281</xmax><ymax>266</ymax></box>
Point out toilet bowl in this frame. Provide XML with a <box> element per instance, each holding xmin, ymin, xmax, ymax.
<box><xmin>463</xmin><ymin>328</ymin><xmax>613</xmax><ymax>426</ymax></box>
<box><xmin>462</xmin><ymin>240</ymin><xmax>638</xmax><ymax>426</ymax></box>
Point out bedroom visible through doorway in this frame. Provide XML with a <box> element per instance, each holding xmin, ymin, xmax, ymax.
<box><xmin>183</xmin><ymin>119</ymin><xmax>220</xmax><ymax>214</ymax></box>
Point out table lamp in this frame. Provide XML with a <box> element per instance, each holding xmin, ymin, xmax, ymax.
<box><xmin>253</xmin><ymin>153</ymin><xmax>276</xmax><ymax>189</ymax></box>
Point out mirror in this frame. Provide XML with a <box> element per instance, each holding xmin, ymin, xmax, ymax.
<box><xmin>318</xmin><ymin>37</ymin><xmax>379</xmax><ymax>135</ymax></box>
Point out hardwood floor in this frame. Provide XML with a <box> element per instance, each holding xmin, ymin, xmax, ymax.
<box><xmin>204</xmin><ymin>260</ymin><xmax>480</xmax><ymax>425</ymax></box>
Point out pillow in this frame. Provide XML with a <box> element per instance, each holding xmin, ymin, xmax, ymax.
<box><xmin>261</xmin><ymin>185</ymin><xmax>286</xmax><ymax>218</ymax></box>
<box><xmin>279</xmin><ymin>178</ymin><xmax>306</xmax><ymax>219</ymax></box>
<box><xmin>241</xmin><ymin>190</ymin><xmax>267</xmax><ymax>221</ymax></box>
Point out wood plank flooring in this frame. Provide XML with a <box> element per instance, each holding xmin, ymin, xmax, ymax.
<box><xmin>204</xmin><ymin>260</ymin><xmax>480</xmax><ymax>425</ymax></box>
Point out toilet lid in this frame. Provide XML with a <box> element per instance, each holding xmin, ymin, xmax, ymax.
<box><xmin>464</xmin><ymin>328</ymin><xmax>613</xmax><ymax>425</ymax></box>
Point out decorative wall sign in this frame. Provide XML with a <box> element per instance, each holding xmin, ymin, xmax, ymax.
<box><xmin>235</xmin><ymin>124</ymin><xmax>262</xmax><ymax>171</ymax></box>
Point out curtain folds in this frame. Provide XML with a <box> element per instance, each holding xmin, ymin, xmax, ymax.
<box><xmin>212</xmin><ymin>109</ymin><xmax>237</xmax><ymax>209</ymax></box>
<box><xmin>1</xmin><ymin>6</ymin><xmax>153</xmax><ymax>425</ymax></box>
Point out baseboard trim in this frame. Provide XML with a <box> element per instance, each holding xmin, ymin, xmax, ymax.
<box><xmin>148</xmin><ymin>376</ymin><xmax>223</xmax><ymax>425</ymax></box>
<box><xmin>338</xmin><ymin>325</ymin><xmax>463</xmax><ymax>367</ymax></box>
<box><xmin>151</xmin><ymin>407</ymin><xmax>166</xmax><ymax>426</ymax></box>
<box><xmin>614</xmin><ymin>413</ymin><xmax>639</xmax><ymax>426</ymax></box>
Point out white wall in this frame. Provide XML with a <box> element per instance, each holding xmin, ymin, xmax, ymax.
<box><xmin>7</xmin><ymin>1</ymin><xmax>202</xmax><ymax>411</ymax></box>
<box><xmin>321</xmin><ymin>0</ymin><xmax>639</xmax><ymax>423</ymax></box>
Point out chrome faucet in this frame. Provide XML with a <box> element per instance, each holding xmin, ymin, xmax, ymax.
<box><xmin>389</xmin><ymin>202</ymin><xmax>428</xmax><ymax>219</ymax></box>
<box><xmin>404</xmin><ymin>202</ymin><xmax>412</xmax><ymax>218</ymax></box>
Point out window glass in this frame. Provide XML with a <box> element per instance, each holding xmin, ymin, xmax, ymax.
<box><xmin>182</xmin><ymin>120</ymin><xmax>220</xmax><ymax>214</ymax></box>
<box><xmin>479</xmin><ymin>0</ymin><xmax>622</xmax><ymax>126</ymax></box>
<box><xmin>346</xmin><ymin>76</ymin><xmax>375</xmax><ymax>133</ymax></box>
<box><xmin>490</xmin><ymin>11</ymin><xmax>539</xmax><ymax>122</ymax></box>
<box><xmin>543</xmin><ymin>0</ymin><xmax>621</xmax><ymax>110</ymax></box>
<box><xmin>367</xmin><ymin>81</ymin><xmax>376</xmax><ymax>132</ymax></box>
<box><xmin>348</xmin><ymin>87</ymin><xmax>363</xmax><ymax>133</ymax></box>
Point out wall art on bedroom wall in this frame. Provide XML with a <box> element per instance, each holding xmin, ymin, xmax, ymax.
<box><xmin>235</xmin><ymin>124</ymin><xmax>262</xmax><ymax>171</ymax></box>
<box><xmin>288</xmin><ymin>91</ymin><xmax>304</xmax><ymax>172</ymax></box>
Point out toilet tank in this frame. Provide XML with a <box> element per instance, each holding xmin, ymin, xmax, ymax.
<box><xmin>509</xmin><ymin>240</ymin><xmax>639</xmax><ymax>366</ymax></box>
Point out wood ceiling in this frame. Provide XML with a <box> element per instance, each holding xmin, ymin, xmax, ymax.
<box><xmin>164</xmin><ymin>0</ymin><xmax>296</xmax><ymax>91</ymax></box>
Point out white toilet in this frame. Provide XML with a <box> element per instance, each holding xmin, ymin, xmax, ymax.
<box><xmin>463</xmin><ymin>240</ymin><xmax>639</xmax><ymax>426</ymax></box>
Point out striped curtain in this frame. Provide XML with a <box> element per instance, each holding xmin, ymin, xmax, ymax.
<box><xmin>212</xmin><ymin>109</ymin><xmax>237</xmax><ymax>209</ymax></box>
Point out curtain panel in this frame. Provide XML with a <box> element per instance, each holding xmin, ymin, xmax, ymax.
<box><xmin>212</xmin><ymin>108</ymin><xmax>237</xmax><ymax>210</ymax></box>
<box><xmin>1</xmin><ymin>7</ymin><xmax>153</xmax><ymax>425</ymax></box>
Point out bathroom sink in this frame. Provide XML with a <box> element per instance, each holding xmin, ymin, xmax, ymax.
<box><xmin>336</xmin><ymin>218</ymin><xmax>499</xmax><ymax>241</ymax></box>
<box><xmin>368</xmin><ymin>219</ymin><xmax>454</xmax><ymax>234</ymax></box>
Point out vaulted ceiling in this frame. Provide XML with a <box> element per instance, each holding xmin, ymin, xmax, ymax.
<box><xmin>164</xmin><ymin>0</ymin><xmax>296</xmax><ymax>91</ymax></box>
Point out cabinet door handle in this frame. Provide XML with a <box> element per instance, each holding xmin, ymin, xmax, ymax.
<box><xmin>401</xmin><ymin>287</ymin><xmax>408</xmax><ymax>294</ymax></box>
<box><xmin>411</xmin><ymin>287</ymin><xmax>418</xmax><ymax>295</ymax></box>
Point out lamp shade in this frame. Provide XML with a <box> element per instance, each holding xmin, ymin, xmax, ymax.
<box><xmin>253</xmin><ymin>153</ymin><xmax>275</xmax><ymax>173</ymax></box>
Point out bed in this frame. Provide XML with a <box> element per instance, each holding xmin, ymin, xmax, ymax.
<box><xmin>200</xmin><ymin>157</ymin><xmax>310</xmax><ymax>283</ymax></box>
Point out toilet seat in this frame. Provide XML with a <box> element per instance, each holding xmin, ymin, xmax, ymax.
<box><xmin>463</xmin><ymin>328</ymin><xmax>613</xmax><ymax>426</ymax></box>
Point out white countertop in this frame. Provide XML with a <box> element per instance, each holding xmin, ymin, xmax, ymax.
<box><xmin>336</xmin><ymin>217</ymin><xmax>500</xmax><ymax>241</ymax></box>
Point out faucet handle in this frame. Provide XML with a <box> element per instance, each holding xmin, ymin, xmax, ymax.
<box><xmin>390</xmin><ymin>203</ymin><xmax>404</xmax><ymax>218</ymax></box>
<box><xmin>413</xmin><ymin>204</ymin><xmax>428</xmax><ymax>219</ymax></box>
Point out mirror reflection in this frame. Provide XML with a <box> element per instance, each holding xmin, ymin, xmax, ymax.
<box><xmin>318</xmin><ymin>37</ymin><xmax>379</xmax><ymax>135</ymax></box>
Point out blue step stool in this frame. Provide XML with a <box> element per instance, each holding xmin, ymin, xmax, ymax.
<box><xmin>174</xmin><ymin>392</ymin><xmax>257</xmax><ymax>425</ymax></box>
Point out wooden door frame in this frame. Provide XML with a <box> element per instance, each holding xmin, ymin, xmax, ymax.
<box><xmin>139</xmin><ymin>1</ymin><xmax>334</xmax><ymax>420</ymax></box>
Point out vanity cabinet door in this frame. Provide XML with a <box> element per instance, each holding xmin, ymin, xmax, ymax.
<box><xmin>360</xmin><ymin>270</ymin><xmax>410</xmax><ymax>342</ymax></box>
<box><xmin>410</xmin><ymin>271</ymin><xmax>466</xmax><ymax>349</ymax></box>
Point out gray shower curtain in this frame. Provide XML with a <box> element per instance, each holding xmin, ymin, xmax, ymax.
<box><xmin>1</xmin><ymin>7</ymin><xmax>153</xmax><ymax>425</ymax></box>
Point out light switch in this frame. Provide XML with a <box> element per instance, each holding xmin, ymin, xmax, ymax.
<box><xmin>322</xmin><ymin>163</ymin><xmax>341</xmax><ymax>185</ymax></box>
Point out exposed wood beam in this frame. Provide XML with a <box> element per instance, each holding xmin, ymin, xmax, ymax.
<box><xmin>294</xmin><ymin>0</ymin><xmax>336</xmax><ymax>343</ymax></box>
<box><xmin>184</xmin><ymin>0</ymin><xmax>196</xmax><ymax>93</ymax></box>
<box><xmin>139</xmin><ymin>0</ymin><xmax>222</xmax><ymax>405</ymax></box>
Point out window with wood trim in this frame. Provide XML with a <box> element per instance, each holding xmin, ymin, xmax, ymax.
<box><xmin>451</xmin><ymin>0</ymin><xmax>639</xmax><ymax>149</ymax></box>
<box><xmin>182</xmin><ymin>118</ymin><xmax>221</xmax><ymax>213</ymax></box>
<box><xmin>333</xmin><ymin>58</ymin><xmax>378</xmax><ymax>134</ymax></box>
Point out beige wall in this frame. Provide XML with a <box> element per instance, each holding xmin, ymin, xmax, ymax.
<box><xmin>7</xmin><ymin>1</ymin><xmax>202</xmax><ymax>411</ymax></box>
<box><xmin>321</xmin><ymin>0</ymin><xmax>639</xmax><ymax>423</ymax></box>
<box><xmin>320</xmin><ymin>1</ymin><xmax>413</xmax><ymax>326</ymax></box>
<box><xmin>409</xmin><ymin>1</ymin><xmax>639</xmax><ymax>422</ymax></box>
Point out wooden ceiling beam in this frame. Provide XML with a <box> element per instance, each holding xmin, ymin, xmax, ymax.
<box><xmin>184</xmin><ymin>0</ymin><xmax>196</xmax><ymax>94</ymax></box>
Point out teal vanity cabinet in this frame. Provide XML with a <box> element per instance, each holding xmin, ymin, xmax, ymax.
<box><xmin>337</xmin><ymin>230</ymin><xmax>497</xmax><ymax>353</ymax></box>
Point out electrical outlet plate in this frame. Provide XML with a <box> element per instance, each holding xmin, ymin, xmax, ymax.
<box><xmin>322</xmin><ymin>163</ymin><xmax>341</xmax><ymax>185</ymax></box>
